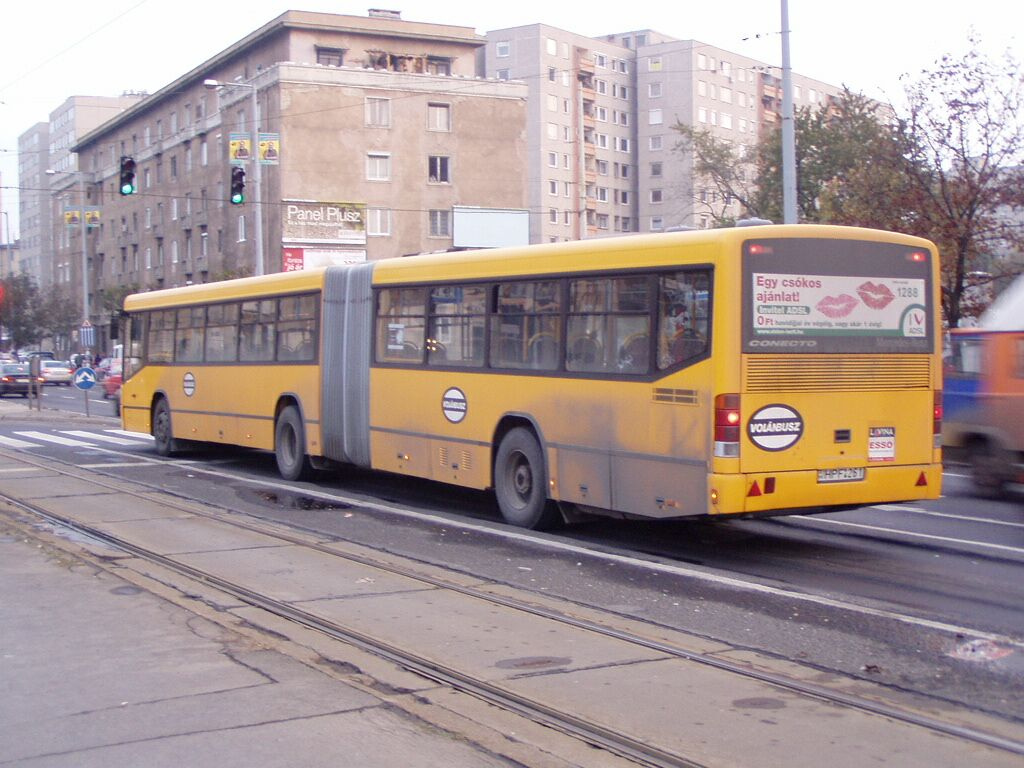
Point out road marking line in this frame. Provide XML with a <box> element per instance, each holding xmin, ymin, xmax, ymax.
<box><xmin>62</xmin><ymin>430</ymin><xmax>144</xmax><ymax>446</ymax></box>
<box><xmin>105</xmin><ymin>429</ymin><xmax>154</xmax><ymax>441</ymax></box>
<box><xmin>0</xmin><ymin>434</ymin><xmax>39</xmax><ymax>449</ymax></box>
<box><xmin>13</xmin><ymin>431</ymin><xmax>95</xmax><ymax>448</ymax></box>
<box><xmin>874</xmin><ymin>504</ymin><xmax>1024</xmax><ymax>529</ymax></box>
<box><xmin>798</xmin><ymin>515</ymin><xmax>1024</xmax><ymax>554</ymax></box>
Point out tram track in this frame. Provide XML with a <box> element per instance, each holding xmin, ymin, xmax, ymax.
<box><xmin>3</xmin><ymin>447</ymin><xmax>1024</xmax><ymax>765</ymax></box>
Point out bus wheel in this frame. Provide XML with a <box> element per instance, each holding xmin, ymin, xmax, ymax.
<box><xmin>275</xmin><ymin>405</ymin><xmax>313</xmax><ymax>481</ymax></box>
<box><xmin>152</xmin><ymin>399</ymin><xmax>176</xmax><ymax>456</ymax></box>
<box><xmin>494</xmin><ymin>427</ymin><xmax>560</xmax><ymax>529</ymax></box>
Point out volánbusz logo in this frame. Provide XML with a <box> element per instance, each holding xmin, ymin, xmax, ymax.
<box><xmin>749</xmin><ymin>340</ymin><xmax>818</xmax><ymax>348</ymax></box>
<box><xmin>747</xmin><ymin>404</ymin><xmax>804</xmax><ymax>451</ymax></box>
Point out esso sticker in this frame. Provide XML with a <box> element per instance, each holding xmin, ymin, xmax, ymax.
<box><xmin>868</xmin><ymin>426</ymin><xmax>896</xmax><ymax>462</ymax></box>
<box><xmin>747</xmin><ymin>404</ymin><xmax>804</xmax><ymax>451</ymax></box>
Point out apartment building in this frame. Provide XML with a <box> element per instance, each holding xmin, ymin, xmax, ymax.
<box><xmin>60</xmin><ymin>10</ymin><xmax>527</xmax><ymax>351</ymax></box>
<box><xmin>489</xmin><ymin>25</ymin><xmax>844</xmax><ymax>237</ymax></box>
<box><xmin>17</xmin><ymin>95</ymin><xmax>144</xmax><ymax>291</ymax></box>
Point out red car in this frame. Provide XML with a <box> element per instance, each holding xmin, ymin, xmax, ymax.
<box><xmin>102</xmin><ymin>372</ymin><xmax>123</xmax><ymax>399</ymax></box>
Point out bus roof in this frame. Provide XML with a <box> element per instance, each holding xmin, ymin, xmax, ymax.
<box><xmin>123</xmin><ymin>268</ymin><xmax>329</xmax><ymax>311</ymax></box>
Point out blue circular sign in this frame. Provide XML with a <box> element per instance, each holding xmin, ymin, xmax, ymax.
<box><xmin>73</xmin><ymin>366</ymin><xmax>97</xmax><ymax>390</ymax></box>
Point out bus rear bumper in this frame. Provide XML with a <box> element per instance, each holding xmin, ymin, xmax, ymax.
<box><xmin>709</xmin><ymin>463</ymin><xmax>943</xmax><ymax>516</ymax></box>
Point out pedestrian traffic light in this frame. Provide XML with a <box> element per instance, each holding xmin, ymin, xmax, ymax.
<box><xmin>230</xmin><ymin>166</ymin><xmax>246</xmax><ymax>204</ymax></box>
<box><xmin>119</xmin><ymin>156</ymin><xmax>137</xmax><ymax>195</ymax></box>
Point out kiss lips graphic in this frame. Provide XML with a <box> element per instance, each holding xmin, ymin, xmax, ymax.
<box><xmin>816</xmin><ymin>293</ymin><xmax>859</xmax><ymax>318</ymax></box>
<box><xmin>856</xmin><ymin>281</ymin><xmax>895</xmax><ymax>310</ymax></box>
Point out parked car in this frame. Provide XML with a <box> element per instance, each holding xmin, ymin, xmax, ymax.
<box><xmin>40</xmin><ymin>360</ymin><xmax>73</xmax><ymax>386</ymax></box>
<box><xmin>102</xmin><ymin>372</ymin><xmax>123</xmax><ymax>399</ymax></box>
<box><xmin>0</xmin><ymin>363</ymin><xmax>36</xmax><ymax>397</ymax></box>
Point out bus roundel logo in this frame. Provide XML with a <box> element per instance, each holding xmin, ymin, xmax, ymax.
<box><xmin>442</xmin><ymin>387</ymin><xmax>467</xmax><ymax>424</ymax></box>
<box><xmin>747</xmin><ymin>404</ymin><xmax>803</xmax><ymax>451</ymax></box>
<box><xmin>183</xmin><ymin>372</ymin><xmax>196</xmax><ymax>397</ymax></box>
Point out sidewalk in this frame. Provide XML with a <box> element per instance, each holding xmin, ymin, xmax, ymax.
<box><xmin>0</xmin><ymin>519</ymin><xmax>531</xmax><ymax>768</ymax></box>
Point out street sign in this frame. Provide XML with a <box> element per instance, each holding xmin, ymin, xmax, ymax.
<box><xmin>73</xmin><ymin>367</ymin><xmax>97</xmax><ymax>390</ymax></box>
<box><xmin>80</xmin><ymin>321</ymin><xmax>96</xmax><ymax>349</ymax></box>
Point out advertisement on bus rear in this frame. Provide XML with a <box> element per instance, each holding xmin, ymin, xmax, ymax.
<box><xmin>742</xmin><ymin>238</ymin><xmax>934</xmax><ymax>354</ymax></box>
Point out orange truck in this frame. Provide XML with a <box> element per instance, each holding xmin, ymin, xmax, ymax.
<box><xmin>943</xmin><ymin>329</ymin><xmax>1024</xmax><ymax>495</ymax></box>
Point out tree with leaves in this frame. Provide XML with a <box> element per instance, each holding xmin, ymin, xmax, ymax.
<box><xmin>0</xmin><ymin>274</ymin><xmax>42</xmax><ymax>353</ymax></box>
<box><xmin>36</xmin><ymin>284</ymin><xmax>82</xmax><ymax>357</ymax></box>
<box><xmin>895</xmin><ymin>38</ymin><xmax>1024</xmax><ymax>327</ymax></box>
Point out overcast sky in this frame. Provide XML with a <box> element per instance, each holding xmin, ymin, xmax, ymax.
<box><xmin>1</xmin><ymin>0</ymin><xmax>1019</xmax><ymax>238</ymax></box>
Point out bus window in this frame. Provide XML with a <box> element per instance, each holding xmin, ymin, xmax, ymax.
<box><xmin>657</xmin><ymin>270</ymin><xmax>710</xmax><ymax>369</ymax></box>
<box><xmin>376</xmin><ymin>287</ymin><xmax>426</xmax><ymax>363</ymax></box>
<box><xmin>148</xmin><ymin>310</ymin><xmax>176</xmax><ymax>364</ymax></box>
<box><xmin>277</xmin><ymin>294</ymin><xmax>318</xmax><ymax>362</ymax></box>
<box><xmin>205</xmin><ymin>303</ymin><xmax>240</xmax><ymax>362</ymax></box>
<box><xmin>491</xmin><ymin>280</ymin><xmax>561</xmax><ymax>370</ymax></box>
<box><xmin>568</xmin><ymin>276</ymin><xmax>651</xmax><ymax>374</ymax></box>
<box><xmin>428</xmin><ymin>285</ymin><xmax>486</xmax><ymax>367</ymax></box>
<box><xmin>239</xmin><ymin>299</ymin><xmax>277</xmax><ymax>362</ymax></box>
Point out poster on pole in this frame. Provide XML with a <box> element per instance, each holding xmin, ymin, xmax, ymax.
<box><xmin>229</xmin><ymin>132</ymin><xmax>252</xmax><ymax>164</ymax></box>
<box><xmin>258</xmin><ymin>133</ymin><xmax>280</xmax><ymax>165</ymax></box>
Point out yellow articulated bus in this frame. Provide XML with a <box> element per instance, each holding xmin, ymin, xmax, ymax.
<box><xmin>120</xmin><ymin>224</ymin><xmax>943</xmax><ymax>529</ymax></box>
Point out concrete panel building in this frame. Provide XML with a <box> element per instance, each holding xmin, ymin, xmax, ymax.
<box><xmin>62</xmin><ymin>10</ymin><xmax>528</xmax><ymax>352</ymax></box>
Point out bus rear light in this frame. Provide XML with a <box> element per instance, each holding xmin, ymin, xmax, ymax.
<box><xmin>714</xmin><ymin>393</ymin><xmax>741</xmax><ymax>457</ymax></box>
<box><xmin>933</xmin><ymin>391</ymin><xmax>943</xmax><ymax>433</ymax></box>
<box><xmin>710</xmin><ymin>488</ymin><xmax>719</xmax><ymax>505</ymax></box>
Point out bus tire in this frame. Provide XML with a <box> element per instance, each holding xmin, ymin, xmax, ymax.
<box><xmin>494</xmin><ymin>427</ymin><xmax>561</xmax><ymax>530</ymax></box>
<box><xmin>275</xmin><ymin>405</ymin><xmax>313</xmax><ymax>481</ymax></box>
<box><xmin>152</xmin><ymin>398</ymin><xmax>177</xmax><ymax>456</ymax></box>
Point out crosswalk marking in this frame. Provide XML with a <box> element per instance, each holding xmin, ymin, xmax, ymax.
<box><xmin>62</xmin><ymin>430</ymin><xmax>146</xmax><ymax>446</ymax></box>
<box><xmin>0</xmin><ymin>434</ymin><xmax>39</xmax><ymax>449</ymax></box>
<box><xmin>106</xmin><ymin>429</ymin><xmax>154</xmax><ymax>441</ymax></box>
<box><xmin>14</xmin><ymin>431</ymin><xmax>97</xmax><ymax>448</ymax></box>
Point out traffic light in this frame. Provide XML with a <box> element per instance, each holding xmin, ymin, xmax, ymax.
<box><xmin>230</xmin><ymin>166</ymin><xmax>246</xmax><ymax>204</ymax></box>
<box><xmin>119</xmin><ymin>156</ymin><xmax>137</xmax><ymax>195</ymax></box>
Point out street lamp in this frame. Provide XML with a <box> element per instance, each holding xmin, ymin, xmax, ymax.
<box><xmin>46</xmin><ymin>168</ymin><xmax>91</xmax><ymax>333</ymax></box>
<box><xmin>204</xmin><ymin>77</ymin><xmax>265</xmax><ymax>276</ymax></box>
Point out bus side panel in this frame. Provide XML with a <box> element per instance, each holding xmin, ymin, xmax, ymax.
<box><xmin>321</xmin><ymin>263</ymin><xmax>374</xmax><ymax>467</ymax></box>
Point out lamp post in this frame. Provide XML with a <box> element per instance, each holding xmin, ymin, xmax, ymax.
<box><xmin>46</xmin><ymin>168</ymin><xmax>90</xmax><ymax>333</ymax></box>
<box><xmin>204</xmin><ymin>78</ymin><xmax>264</xmax><ymax>276</ymax></box>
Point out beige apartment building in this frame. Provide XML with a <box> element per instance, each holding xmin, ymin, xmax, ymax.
<box><xmin>486</xmin><ymin>25</ymin><xmax>843</xmax><ymax>238</ymax></box>
<box><xmin>63</xmin><ymin>10</ymin><xmax>527</xmax><ymax>352</ymax></box>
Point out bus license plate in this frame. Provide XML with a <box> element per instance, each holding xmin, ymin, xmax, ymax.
<box><xmin>817</xmin><ymin>467</ymin><xmax>865</xmax><ymax>483</ymax></box>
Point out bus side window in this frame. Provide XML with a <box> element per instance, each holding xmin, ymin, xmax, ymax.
<box><xmin>490</xmin><ymin>280</ymin><xmax>561</xmax><ymax>370</ymax></box>
<box><xmin>657</xmin><ymin>270</ymin><xmax>710</xmax><ymax>369</ymax></box>
<box><xmin>376</xmin><ymin>287</ymin><xmax>425</xmax><ymax>363</ymax></box>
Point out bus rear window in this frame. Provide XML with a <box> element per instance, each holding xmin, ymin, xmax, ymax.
<box><xmin>742</xmin><ymin>238</ymin><xmax>934</xmax><ymax>354</ymax></box>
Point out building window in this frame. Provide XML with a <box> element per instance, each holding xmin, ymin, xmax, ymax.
<box><xmin>649</xmin><ymin>82</ymin><xmax>662</xmax><ymax>98</ymax></box>
<box><xmin>548</xmin><ymin>67</ymin><xmax>557</xmax><ymax>82</ymax></box>
<box><xmin>367</xmin><ymin>153</ymin><xmax>391</xmax><ymax>181</ymax></box>
<box><xmin>546</xmin><ymin>38</ymin><xmax>557</xmax><ymax>56</ymax></box>
<box><xmin>650</xmin><ymin>189</ymin><xmax>663</xmax><ymax>204</ymax></box>
<box><xmin>367</xmin><ymin>208</ymin><xmax>391</xmax><ymax>236</ymax></box>
<box><xmin>648</xmin><ymin>56</ymin><xmax>662</xmax><ymax>71</ymax></box>
<box><xmin>651</xmin><ymin>216</ymin><xmax>663</xmax><ymax>230</ymax></box>
<box><xmin>549</xmin><ymin>208</ymin><xmax>558</xmax><ymax>223</ymax></box>
<box><xmin>597</xmin><ymin>187</ymin><xmax>609</xmax><ymax>202</ymax></box>
<box><xmin>594</xmin><ymin>53</ymin><xmax>607</xmax><ymax>68</ymax></box>
<box><xmin>428</xmin><ymin>155</ymin><xmax>450</xmax><ymax>183</ymax></box>
<box><xmin>429</xmin><ymin>209</ymin><xmax>451</xmax><ymax>237</ymax></box>
<box><xmin>495</xmin><ymin>40</ymin><xmax>510</xmax><ymax>57</ymax></box>
<box><xmin>365</xmin><ymin>97</ymin><xmax>391</xmax><ymax>127</ymax></box>
<box><xmin>547</xmin><ymin>152</ymin><xmax>558</xmax><ymax>167</ymax></box>
<box><xmin>548</xmin><ymin>180</ymin><xmax>558</xmax><ymax>196</ymax></box>
<box><xmin>427</xmin><ymin>102</ymin><xmax>451</xmax><ymax>131</ymax></box>
<box><xmin>316</xmin><ymin>47</ymin><xmax>345</xmax><ymax>67</ymax></box>
<box><xmin>650</xmin><ymin>135</ymin><xmax>663</xmax><ymax>151</ymax></box>
<box><xmin>426</xmin><ymin>57</ymin><xmax>451</xmax><ymax>75</ymax></box>
<box><xmin>649</xmin><ymin>109</ymin><xmax>663</xmax><ymax>125</ymax></box>
<box><xmin>496</xmin><ymin>69</ymin><xmax>510</xmax><ymax>80</ymax></box>
<box><xmin>651</xmin><ymin>162</ymin><xmax>663</xmax><ymax>177</ymax></box>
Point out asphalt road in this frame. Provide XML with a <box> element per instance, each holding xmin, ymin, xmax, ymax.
<box><xmin>0</xmin><ymin>403</ymin><xmax>1021</xmax><ymax>724</ymax></box>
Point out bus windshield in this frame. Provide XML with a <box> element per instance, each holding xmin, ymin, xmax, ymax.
<box><xmin>741</xmin><ymin>237</ymin><xmax>934</xmax><ymax>355</ymax></box>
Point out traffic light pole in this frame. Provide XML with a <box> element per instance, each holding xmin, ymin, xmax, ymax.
<box><xmin>204</xmin><ymin>78</ymin><xmax>264</xmax><ymax>276</ymax></box>
<box><xmin>250</xmin><ymin>83</ymin><xmax>264</xmax><ymax>276</ymax></box>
